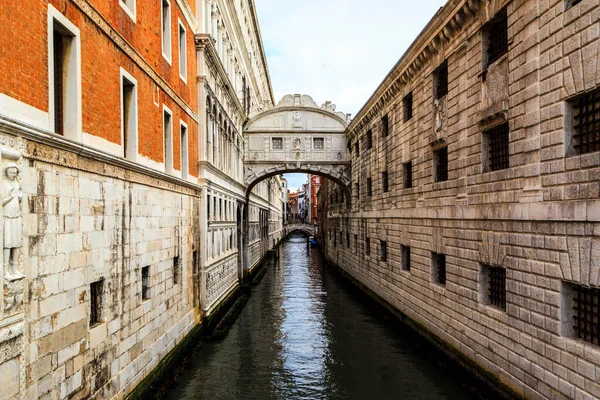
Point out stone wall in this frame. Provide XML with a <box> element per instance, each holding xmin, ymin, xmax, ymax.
<box><xmin>324</xmin><ymin>0</ymin><xmax>600</xmax><ymax>399</ymax></box>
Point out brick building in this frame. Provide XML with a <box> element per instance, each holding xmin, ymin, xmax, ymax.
<box><xmin>324</xmin><ymin>0</ymin><xmax>600</xmax><ymax>398</ymax></box>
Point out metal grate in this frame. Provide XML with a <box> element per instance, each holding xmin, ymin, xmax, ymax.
<box><xmin>272</xmin><ymin>137</ymin><xmax>283</xmax><ymax>150</ymax></box>
<box><xmin>90</xmin><ymin>280</ymin><xmax>103</xmax><ymax>325</ymax></box>
<box><xmin>486</xmin><ymin>10</ymin><xmax>508</xmax><ymax>66</ymax></box>
<box><xmin>488</xmin><ymin>267</ymin><xmax>506</xmax><ymax>310</ymax></box>
<box><xmin>487</xmin><ymin>123</ymin><xmax>510</xmax><ymax>171</ymax></box>
<box><xmin>401</xmin><ymin>246</ymin><xmax>410</xmax><ymax>271</ymax></box>
<box><xmin>382</xmin><ymin>115</ymin><xmax>389</xmax><ymax>137</ymax></box>
<box><xmin>403</xmin><ymin>92</ymin><xmax>413</xmax><ymax>122</ymax></box>
<box><xmin>435</xmin><ymin>61</ymin><xmax>448</xmax><ymax>99</ymax></box>
<box><xmin>573</xmin><ymin>286</ymin><xmax>600</xmax><ymax>345</ymax></box>
<box><xmin>435</xmin><ymin>147</ymin><xmax>449</xmax><ymax>182</ymax></box>
<box><xmin>433</xmin><ymin>253</ymin><xmax>446</xmax><ymax>285</ymax></box>
<box><xmin>313</xmin><ymin>138</ymin><xmax>325</xmax><ymax>150</ymax></box>
<box><xmin>380</xmin><ymin>241</ymin><xmax>387</xmax><ymax>262</ymax></box>
<box><xmin>367</xmin><ymin>178</ymin><xmax>372</xmax><ymax>196</ymax></box>
<box><xmin>367</xmin><ymin>129</ymin><xmax>373</xmax><ymax>150</ymax></box>
<box><xmin>53</xmin><ymin>30</ymin><xmax>64</xmax><ymax>135</ymax></box>
<box><xmin>382</xmin><ymin>171</ymin><xmax>389</xmax><ymax>193</ymax></box>
<box><xmin>572</xmin><ymin>89</ymin><xmax>600</xmax><ymax>154</ymax></box>
<box><xmin>403</xmin><ymin>162</ymin><xmax>413</xmax><ymax>189</ymax></box>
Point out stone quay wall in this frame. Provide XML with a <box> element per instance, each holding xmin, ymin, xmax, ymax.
<box><xmin>324</xmin><ymin>0</ymin><xmax>600</xmax><ymax>399</ymax></box>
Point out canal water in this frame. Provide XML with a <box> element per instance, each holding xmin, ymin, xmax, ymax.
<box><xmin>166</xmin><ymin>233</ymin><xmax>501</xmax><ymax>400</ymax></box>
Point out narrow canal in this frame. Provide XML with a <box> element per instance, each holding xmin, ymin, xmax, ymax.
<box><xmin>166</xmin><ymin>233</ymin><xmax>505</xmax><ymax>400</ymax></box>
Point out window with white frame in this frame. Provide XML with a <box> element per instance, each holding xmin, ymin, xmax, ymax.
<box><xmin>163</xmin><ymin>106</ymin><xmax>173</xmax><ymax>173</ymax></box>
<box><xmin>161</xmin><ymin>0</ymin><xmax>172</xmax><ymax>62</ymax></box>
<box><xmin>178</xmin><ymin>20</ymin><xmax>187</xmax><ymax>82</ymax></box>
<box><xmin>119</xmin><ymin>0</ymin><xmax>136</xmax><ymax>21</ymax></box>
<box><xmin>121</xmin><ymin>69</ymin><xmax>137</xmax><ymax>161</ymax></box>
<box><xmin>48</xmin><ymin>5</ymin><xmax>82</xmax><ymax>141</ymax></box>
<box><xmin>180</xmin><ymin>121</ymin><xmax>188</xmax><ymax>179</ymax></box>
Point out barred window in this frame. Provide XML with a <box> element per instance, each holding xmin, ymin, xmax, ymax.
<box><xmin>481</xmin><ymin>265</ymin><xmax>506</xmax><ymax>310</ymax></box>
<box><xmin>272</xmin><ymin>137</ymin><xmax>283</xmax><ymax>150</ymax></box>
<box><xmin>142</xmin><ymin>266</ymin><xmax>150</xmax><ymax>300</ymax></box>
<box><xmin>483</xmin><ymin>8</ymin><xmax>508</xmax><ymax>68</ymax></box>
<box><xmin>90</xmin><ymin>279</ymin><xmax>104</xmax><ymax>326</ymax></box>
<box><xmin>432</xmin><ymin>252</ymin><xmax>446</xmax><ymax>286</ymax></box>
<box><xmin>367</xmin><ymin>129</ymin><xmax>373</xmax><ymax>150</ymax></box>
<box><xmin>484</xmin><ymin>123</ymin><xmax>510</xmax><ymax>171</ymax></box>
<box><xmin>365</xmin><ymin>237</ymin><xmax>371</xmax><ymax>256</ymax></box>
<box><xmin>313</xmin><ymin>137</ymin><xmax>325</xmax><ymax>150</ymax></box>
<box><xmin>434</xmin><ymin>146</ymin><xmax>448</xmax><ymax>182</ymax></box>
<box><xmin>434</xmin><ymin>61</ymin><xmax>448</xmax><ymax>99</ymax></box>
<box><xmin>367</xmin><ymin>178</ymin><xmax>372</xmax><ymax>196</ymax></box>
<box><xmin>403</xmin><ymin>162</ymin><xmax>412</xmax><ymax>189</ymax></box>
<box><xmin>564</xmin><ymin>283</ymin><xmax>600</xmax><ymax>345</ymax></box>
<box><xmin>355</xmin><ymin>181</ymin><xmax>360</xmax><ymax>198</ymax></box>
<box><xmin>173</xmin><ymin>256</ymin><xmax>180</xmax><ymax>285</ymax></box>
<box><xmin>401</xmin><ymin>245</ymin><xmax>410</xmax><ymax>271</ymax></box>
<box><xmin>355</xmin><ymin>141</ymin><xmax>359</xmax><ymax>157</ymax></box>
<box><xmin>569</xmin><ymin>89</ymin><xmax>600</xmax><ymax>155</ymax></box>
<box><xmin>382</xmin><ymin>171</ymin><xmax>389</xmax><ymax>193</ymax></box>
<box><xmin>403</xmin><ymin>92</ymin><xmax>413</xmax><ymax>122</ymax></box>
<box><xmin>380</xmin><ymin>241</ymin><xmax>387</xmax><ymax>262</ymax></box>
<box><xmin>382</xmin><ymin>115</ymin><xmax>389</xmax><ymax>137</ymax></box>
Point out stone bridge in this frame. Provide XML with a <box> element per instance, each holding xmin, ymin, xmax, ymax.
<box><xmin>285</xmin><ymin>223</ymin><xmax>316</xmax><ymax>237</ymax></box>
<box><xmin>243</xmin><ymin>94</ymin><xmax>353</xmax><ymax>201</ymax></box>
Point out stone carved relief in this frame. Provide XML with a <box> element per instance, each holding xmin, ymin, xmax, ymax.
<box><xmin>292</xmin><ymin>111</ymin><xmax>302</xmax><ymax>129</ymax></box>
<box><xmin>434</xmin><ymin>98</ymin><xmax>445</xmax><ymax>132</ymax></box>
<box><xmin>293</xmin><ymin>138</ymin><xmax>302</xmax><ymax>151</ymax></box>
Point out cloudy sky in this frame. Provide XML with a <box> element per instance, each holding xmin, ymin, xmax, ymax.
<box><xmin>253</xmin><ymin>0</ymin><xmax>447</xmax><ymax>191</ymax></box>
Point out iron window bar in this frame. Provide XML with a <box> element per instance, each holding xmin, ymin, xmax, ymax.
<box><xmin>382</xmin><ymin>115</ymin><xmax>389</xmax><ymax>137</ymax></box>
<box><xmin>367</xmin><ymin>130</ymin><xmax>373</xmax><ymax>150</ymax></box>
<box><xmin>382</xmin><ymin>171</ymin><xmax>389</xmax><ymax>193</ymax></box>
<box><xmin>403</xmin><ymin>92</ymin><xmax>413</xmax><ymax>122</ymax></box>
<box><xmin>487</xmin><ymin>123</ymin><xmax>510</xmax><ymax>171</ymax></box>
<box><xmin>486</xmin><ymin>10</ymin><xmax>508</xmax><ymax>66</ymax></box>
<box><xmin>573</xmin><ymin>286</ymin><xmax>600</xmax><ymax>346</ymax></box>
<box><xmin>572</xmin><ymin>89</ymin><xmax>600</xmax><ymax>155</ymax></box>
<box><xmin>435</xmin><ymin>147</ymin><xmax>449</xmax><ymax>182</ymax></box>
<box><xmin>436</xmin><ymin>61</ymin><xmax>448</xmax><ymax>99</ymax></box>
<box><xmin>404</xmin><ymin>162</ymin><xmax>413</xmax><ymax>188</ymax></box>
<box><xmin>488</xmin><ymin>267</ymin><xmax>506</xmax><ymax>310</ymax></box>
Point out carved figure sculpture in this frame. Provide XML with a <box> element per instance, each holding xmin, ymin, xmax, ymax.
<box><xmin>292</xmin><ymin>111</ymin><xmax>302</xmax><ymax>128</ymax></box>
<box><xmin>3</xmin><ymin>163</ymin><xmax>23</xmax><ymax>281</ymax></box>
<box><xmin>434</xmin><ymin>98</ymin><xmax>444</xmax><ymax>132</ymax></box>
<box><xmin>4</xmin><ymin>280</ymin><xmax>22</xmax><ymax>311</ymax></box>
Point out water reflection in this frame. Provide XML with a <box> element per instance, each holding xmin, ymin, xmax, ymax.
<box><xmin>166</xmin><ymin>233</ymin><xmax>488</xmax><ymax>400</ymax></box>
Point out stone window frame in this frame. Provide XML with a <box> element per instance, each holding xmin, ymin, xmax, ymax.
<box><xmin>89</xmin><ymin>279</ymin><xmax>105</xmax><ymax>327</ymax></box>
<box><xmin>565</xmin><ymin>88</ymin><xmax>600</xmax><ymax>157</ymax></box>
<box><xmin>173</xmin><ymin>256</ymin><xmax>181</xmax><ymax>285</ymax></box>
<box><xmin>381</xmin><ymin>114</ymin><xmax>389</xmax><ymax>138</ymax></box>
<box><xmin>380</xmin><ymin>240</ymin><xmax>387</xmax><ymax>262</ymax></box>
<box><xmin>479</xmin><ymin>264</ymin><xmax>507</xmax><ymax>311</ymax></box>
<box><xmin>401</xmin><ymin>245</ymin><xmax>411</xmax><ymax>272</ymax></box>
<box><xmin>366</xmin><ymin>129</ymin><xmax>373</xmax><ymax>150</ymax></box>
<box><xmin>178</xmin><ymin>19</ymin><xmax>187</xmax><ymax>83</ymax></box>
<box><xmin>48</xmin><ymin>4</ymin><xmax>82</xmax><ymax>142</ymax></box>
<box><xmin>381</xmin><ymin>170</ymin><xmax>389</xmax><ymax>193</ymax></box>
<box><xmin>163</xmin><ymin>105</ymin><xmax>174</xmax><ymax>174</ymax></box>
<box><xmin>161</xmin><ymin>0</ymin><xmax>172</xmax><ymax>64</ymax></box>
<box><xmin>119</xmin><ymin>0</ymin><xmax>136</xmax><ymax>22</ymax></box>
<box><xmin>403</xmin><ymin>92</ymin><xmax>413</xmax><ymax>122</ymax></box>
<box><xmin>482</xmin><ymin>122</ymin><xmax>510</xmax><ymax>173</ymax></box>
<box><xmin>431</xmin><ymin>252</ymin><xmax>447</xmax><ymax>286</ymax></box>
<box><xmin>403</xmin><ymin>161</ymin><xmax>413</xmax><ymax>189</ymax></box>
<box><xmin>481</xmin><ymin>7</ymin><xmax>508</xmax><ymax>71</ymax></box>
<box><xmin>120</xmin><ymin>67</ymin><xmax>139</xmax><ymax>162</ymax></box>
<box><xmin>141</xmin><ymin>266</ymin><xmax>151</xmax><ymax>301</ymax></box>
<box><xmin>561</xmin><ymin>282</ymin><xmax>600</xmax><ymax>345</ymax></box>
<box><xmin>433</xmin><ymin>146</ymin><xmax>449</xmax><ymax>183</ymax></box>
<box><xmin>180</xmin><ymin>120</ymin><xmax>189</xmax><ymax>179</ymax></box>
<box><xmin>433</xmin><ymin>60</ymin><xmax>449</xmax><ymax>100</ymax></box>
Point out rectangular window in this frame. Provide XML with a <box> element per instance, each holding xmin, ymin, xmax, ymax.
<box><xmin>207</xmin><ymin>194</ymin><xmax>211</xmax><ymax>220</ymax></box>
<box><xmin>566</xmin><ymin>0</ymin><xmax>582</xmax><ymax>10</ymax></box>
<box><xmin>563</xmin><ymin>283</ymin><xmax>600</xmax><ymax>345</ymax></box>
<box><xmin>403</xmin><ymin>92</ymin><xmax>413</xmax><ymax>122</ymax></box>
<box><xmin>483</xmin><ymin>8</ymin><xmax>508</xmax><ymax>68</ymax></box>
<box><xmin>180</xmin><ymin>122</ymin><xmax>188</xmax><ymax>179</ymax></box>
<box><xmin>434</xmin><ymin>146</ymin><xmax>448</xmax><ymax>182</ymax></box>
<box><xmin>366</xmin><ymin>129</ymin><xmax>373</xmax><ymax>150</ymax></box>
<box><xmin>434</xmin><ymin>61</ymin><xmax>449</xmax><ymax>99</ymax></box>
<box><xmin>355</xmin><ymin>141</ymin><xmax>359</xmax><ymax>157</ymax></box>
<box><xmin>334</xmin><ymin>230</ymin><xmax>337</xmax><ymax>247</ymax></box>
<box><xmin>401</xmin><ymin>245</ymin><xmax>410</xmax><ymax>271</ymax></box>
<box><xmin>272</xmin><ymin>137</ymin><xmax>283</xmax><ymax>150</ymax></box>
<box><xmin>119</xmin><ymin>0</ymin><xmax>136</xmax><ymax>21</ymax></box>
<box><xmin>49</xmin><ymin>6</ymin><xmax>82</xmax><ymax>141</ymax></box>
<box><xmin>382</xmin><ymin>115</ymin><xmax>389</xmax><ymax>137</ymax></box>
<box><xmin>313</xmin><ymin>137</ymin><xmax>325</xmax><ymax>150</ymax></box>
<box><xmin>347</xmin><ymin>232</ymin><xmax>350</xmax><ymax>248</ymax></box>
<box><xmin>380</xmin><ymin>240</ymin><xmax>387</xmax><ymax>262</ymax></box>
<box><xmin>161</xmin><ymin>0</ymin><xmax>172</xmax><ymax>62</ymax></box>
<box><xmin>382</xmin><ymin>171</ymin><xmax>389</xmax><ymax>193</ymax></box>
<box><xmin>121</xmin><ymin>69</ymin><xmax>137</xmax><ymax>161</ymax></box>
<box><xmin>365</xmin><ymin>237</ymin><xmax>371</xmax><ymax>256</ymax></box>
<box><xmin>163</xmin><ymin>107</ymin><xmax>173</xmax><ymax>173</ymax></box>
<box><xmin>480</xmin><ymin>265</ymin><xmax>506</xmax><ymax>310</ymax></box>
<box><xmin>193</xmin><ymin>250</ymin><xmax>198</xmax><ymax>275</ymax></box>
<box><xmin>178</xmin><ymin>20</ymin><xmax>187</xmax><ymax>81</ymax></box>
<box><xmin>354</xmin><ymin>234</ymin><xmax>358</xmax><ymax>253</ymax></box>
<box><xmin>484</xmin><ymin>123</ymin><xmax>510</xmax><ymax>171</ymax></box>
<box><xmin>367</xmin><ymin>178</ymin><xmax>372</xmax><ymax>197</ymax></box>
<box><xmin>173</xmin><ymin>256</ymin><xmax>180</xmax><ymax>285</ymax></box>
<box><xmin>568</xmin><ymin>88</ymin><xmax>600</xmax><ymax>155</ymax></box>
<box><xmin>432</xmin><ymin>252</ymin><xmax>446</xmax><ymax>286</ymax></box>
<box><xmin>355</xmin><ymin>181</ymin><xmax>360</xmax><ymax>198</ymax></box>
<box><xmin>142</xmin><ymin>266</ymin><xmax>150</xmax><ymax>300</ymax></box>
<box><xmin>90</xmin><ymin>279</ymin><xmax>104</xmax><ymax>326</ymax></box>
<box><xmin>403</xmin><ymin>161</ymin><xmax>413</xmax><ymax>189</ymax></box>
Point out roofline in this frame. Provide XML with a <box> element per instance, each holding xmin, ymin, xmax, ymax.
<box><xmin>248</xmin><ymin>0</ymin><xmax>276</xmax><ymax>106</ymax></box>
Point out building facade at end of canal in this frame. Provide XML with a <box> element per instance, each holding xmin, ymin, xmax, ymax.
<box><xmin>0</xmin><ymin>0</ymin><xmax>599</xmax><ymax>399</ymax></box>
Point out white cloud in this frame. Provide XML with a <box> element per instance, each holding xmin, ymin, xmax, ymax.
<box><xmin>255</xmin><ymin>0</ymin><xmax>447</xmax><ymax>116</ymax></box>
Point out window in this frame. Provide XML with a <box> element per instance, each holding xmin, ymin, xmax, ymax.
<box><xmin>380</xmin><ymin>241</ymin><xmax>387</xmax><ymax>262</ymax></box>
<box><xmin>355</xmin><ymin>141</ymin><xmax>359</xmax><ymax>157</ymax></box>
<box><xmin>568</xmin><ymin>88</ymin><xmax>600</xmax><ymax>155</ymax></box>
<box><xmin>272</xmin><ymin>137</ymin><xmax>283</xmax><ymax>150</ymax></box>
<box><xmin>365</xmin><ymin>237</ymin><xmax>371</xmax><ymax>256</ymax></box>
<box><xmin>163</xmin><ymin>106</ymin><xmax>173</xmax><ymax>173</ymax></box>
<box><xmin>434</xmin><ymin>146</ymin><xmax>448</xmax><ymax>182</ymax></box>
<box><xmin>334</xmin><ymin>230</ymin><xmax>337</xmax><ymax>247</ymax></box>
<box><xmin>173</xmin><ymin>256</ymin><xmax>180</xmax><ymax>285</ymax></box>
<box><xmin>403</xmin><ymin>92</ymin><xmax>413</xmax><ymax>122</ymax></box>
<box><xmin>142</xmin><ymin>266</ymin><xmax>150</xmax><ymax>300</ymax></box>
<box><xmin>480</xmin><ymin>265</ymin><xmax>506</xmax><ymax>310</ymax></box>
<box><xmin>313</xmin><ymin>137</ymin><xmax>325</xmax><ymax>150</ymax></box>
<box><xmin>565</xmin><ymin>0</ymin><xmax>582</xmax><ymax>11</ymax></box>
<box><xmin>382</xmin><ymin>115</ymin><xmax>389</xmax><ymax>137</ymax></box>
<box><xmin>355</xmin><ymin>181</ymin><xmax>360</xmax><ymax>198</ymax></box>
<box><xmin>193</xmin><ymin>250</ymin><xmax>198</xmax><ymax>276</ymax></box>
<box><xmin>403</xmin><ymin>161</ymin><xmax>413</xmax><ymax>189</ymax></box>
<box><xmin>366</xmin><ymin>130</ymin><xmax>373</xmax><ymax>150</ymax></box>
<box><xmin>49</xmin><ymin>5</ymin><xmax>82</xmax><ymax>141</ymax></box>
<box><xmin>401</xmin><ymin>245</ymin><xmax>410</xmax><ymax>271</ymax></box>
<box><xmin>121</xmin><ymin>69</ymin><xmax>137</xmax><ymax>161</ymax></box>
<box><xmin>346</xmin><ymin>232</ymin><xmax>350</xmax><ymax>248</ymax></box>
<box><xmin>90</xmin><ymin>279</ymin><xmax>104</xmax><ymax>326</ymax></box>
<box><xmin>180</xmin><ymin>121</ymin><xmax>188</xmax><ymax>179</ymax></box>
<box><xmin>382</xmin><ymin>171</ymin><xmax>389</xmax><ymax>193</ymax></box>
<box><xmin>161</xmin><ymin>0</ymin><xmax>172</xmax><ymax>62</ymax></box>
<box><xmin>563</xmin><ymin>283</ymin><xmax>600</xmax><ymax>345</ymax></box>
<box><xmin>178</xmin><ymin>20</ymin><xmax>187</xmax><ymax>81</ymax></box>
<box><xmin>119</xmin><ymin>0</ymin><xmax>136</xmax><ymax>21</ymax></box>
<box><xmin>483</xmin><ymin>8</ymin><xmax>508</xmax><ymax>68</ymax></box>
<box><xmin>434</xmin><ymin>60</ymin><xmax>449</xmax><ymax>99</ymax></box>
<box><xmin>484</xmin><ymin>123</ymin><xmax>509</xmax><ymax>171</ymax></box>
<box><xmin>354</xmin><ymin>235</ymin><xmax>358</xmax><ymax>252</ymax></box>
<box><xmin>367</xmin><ymin>178</ymin><xmax>372</xmax><ymax>197</ymax></box>
<box><xmin>432</xmin><ymin>252</ymin><xmax>446</xmax><ymax>286</ymax></box>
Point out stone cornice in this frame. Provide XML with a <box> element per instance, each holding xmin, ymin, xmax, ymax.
<box><xmin>347</xmin><ymin>0</ymin><xmax>482</xmax><ymax>138</ymax></box>
<box><xmin>71</xmin><ymin>0</ymin><xmax>199</xmax><ymax>123</ymax></box>
<box><xmin>196</xmin><ymin>34</ymin><xmax>246</xmax><ymax>121</ymax></box>
<box><xmin>247</xmin><ymin>0</ymin><xmax>276</xmax><ymax>106</ymax></box>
